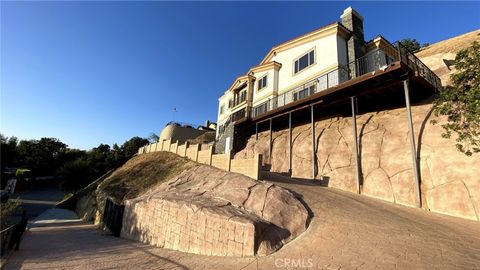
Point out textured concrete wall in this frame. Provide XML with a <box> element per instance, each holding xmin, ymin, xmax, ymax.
<box><xmin>186</xmin><ymin>144</ymin><xmax>199</xmax><ymax>162</ymax></box>
<box><xmin>138</xmin><ymin>143</ymin><xmax>261</xmax><ymax>182</ymax></box>
<box><xmin>162</xmin><ymin>139</ymin><xmax>171</xmax><ymax>151</ymax></box>
<box><xmin>169</xmin><ymin>141</ymin><xmax>178</xmax><ymax>154</ymax></box>
<box><xmin>121</xmin><ymin>198</ymin><xmax>255</xmax><ymax>257</ymax></box>
<box><xmin>235</xmin><ymin>103</ymin><xmax>480</xmax><ymax>221</ymax></box>
<box><xmin>197</xmin><ymin>148</ymin><xmax>212</xmax><ymax>165</ymax></box>
<box><xmin>177</xmin><ymin>144</ymin><xmax>187</xmax><ymax>157</ymax></box>
<box><xmin>211</xmin><ymin>154</ymin><xmax>231</xmax><ymax>171</ymax></box>
<box><xmin>230</xmin><ymin>154</ymin><xmax>262</xmax><ymax>180</ymax></box>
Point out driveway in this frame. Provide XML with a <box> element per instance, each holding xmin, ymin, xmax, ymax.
<box><xmin>10</xmin><ymin>187</ymin><xmax>65</xmax><ymax>220</ymax></box>
<box><xmin>3</xmin><ymin>174</ymin><xmax>480</xmax><ymax>269</ymax></box>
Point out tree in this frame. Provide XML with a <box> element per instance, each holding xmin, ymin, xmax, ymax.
<box><xmin>16</xmin><ymin>138</ymin><xmax>67</xmax><ymax>176</ymax></box>
<box><xmin>1</xmin><ymin>134</ymin><xmax>18</xmax><ymax>172</ymax></box>
<box><xmin>399</xmin><ymin>38</ymin><xmax>421</xmax><ymax>52</ymax></box>
<box><xmin>432</xmin><ymin>41</ymin><xmax>480</xmax><ymax>156</ymax></box>
<box><xmin>121</xmin><ymin>137</ymin><xmax>149</xmax><ymax>158</ymax></box>
<box><xmin>148</xmin><ymin>133</ymin><xmax>159</xmax><ymax>143</ymax></box>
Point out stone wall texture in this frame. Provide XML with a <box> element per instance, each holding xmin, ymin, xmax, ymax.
<box><xmin>211</xmin><ymin>154</ymin><xmax>230</xmax><ymax>171</ymax></box>
<box><xmin>121</xmin><ymin>165</ymin><xmax>309</xmax><ymax>256</ymax></box>
<box><xmin>185</xmin><ymin>144</ymin><xmax>199</xmax><ymax>161</ymax></box>
<box><xmin>230</xmin><ymin>155</ymin><xmax>262</xmax><ymax>180</ymax></box>
<box><xmin>122</xmin><ymin>197</ymin><xmax>256</xmax><ymax>257</ymax></box>
<box><xmin>235</xmin><ymin>103</ymin><xmax>480</xmax><ymax>221</ymax></box>
<box><xmin>197</xmin><ymin>148</ymin><xmax>213</xmax><ymax>165</ymax></box>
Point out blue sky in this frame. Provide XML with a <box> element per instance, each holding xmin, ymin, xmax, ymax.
<box><xmin>2</xmin><ymin>1</ymin><xmax>479</xmax><ymax>150</ymax></box>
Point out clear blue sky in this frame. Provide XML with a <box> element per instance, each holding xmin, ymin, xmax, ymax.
<box><xmin>2</xmin><ymin>1</ymin><xmax>479</xmax><ymax>150</ymax></box>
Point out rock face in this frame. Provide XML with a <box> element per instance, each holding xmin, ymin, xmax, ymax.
<box><xmin>415</xmin><ymin>29</ymin><xmax>480</xmax><ymax>86</ymax></box>
<box><xmin>121</xmin><ymin>165</ymin><xmax>309</xmax><ymax>256</ymax></box>
<box><xmin>235</xmin><ymin>103</ymin><xmax>480</xmax><ymax>221</ymax></box>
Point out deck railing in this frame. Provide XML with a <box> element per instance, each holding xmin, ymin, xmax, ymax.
<box><xmin>217</xmin><ymin>40</ymin><xmax>442</xmax><ymax>125</ymax></box>
<box><xmin>395</xmin><ymin>41</ymin><xmax>442</xmax><ymax>91</ymax></box>
<box><xmin>251</xmin><ymin>48</ymin><xmax>396</xmax><ymax>118</ymax></box>
<box><xmin>231</xmin><ymin>108</ymin><xmax>247</xmax><ymax>122</ymax></box>
<box><xmin>249</xmin><ymin>43</ymin><xmax>441</xmax><ymax>119</ymax></box>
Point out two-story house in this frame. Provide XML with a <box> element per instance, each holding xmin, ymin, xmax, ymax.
<box><xmin>216</xmin><ymin>7</ymin><xmax>440</xmax><ymax>155</ymax></box>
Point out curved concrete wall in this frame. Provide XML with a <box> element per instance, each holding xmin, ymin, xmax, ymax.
<box><xmin>159</xmin><ymin>124</ymin><xmax>208</xmax><ymax>145</ymax></box>
<box><xmin>235</xmin><ymin>103</ymin><xmax>480</xmax><ymax>221</ymax></box>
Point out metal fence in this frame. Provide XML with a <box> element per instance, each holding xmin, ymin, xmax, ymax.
<box><xmin>103</xmin><ymin>197</ymin><xmax>124</xmax><ymax>237</ymax></box>
<box><xmin>1</xmin><ymin>211</ymin><xmax>28</xmax><ymax>256</ymax></box>
<box><xmin>395</xmin><ymin>41</ymin><xmax>442</xmax><ymax>91</ymax></box>
<box><xmin>1</xmin><ymin>224</ymin><xmax>16</xmax><ymax>256</ymax></box>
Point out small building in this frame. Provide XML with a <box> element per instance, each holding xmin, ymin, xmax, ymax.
<box><xmin>159</xmin><ymin>121</ymin><xmax>214</xmax><ymax>145</ymax></box>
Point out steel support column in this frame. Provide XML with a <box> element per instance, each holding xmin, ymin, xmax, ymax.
<box><xmin>256</xmin><ymin>123</ymin><xmax>258</xmax><ymax>141</ymax></box>
<box><xmin>311</xmin><ymin>105</ymin><xmax>316</xmax><ymax>179</ymax></box>
<box><xmin>269</xmin><ymin>119</ymin><xmax>273</xmax><ymax>164</ymax></box>
<box><xmin>403</xmin><ymin>79</ymin><xmax>422</xmax><ymax>208</ymax></box>
<box><xmin>351</xmin><ymin>96</ymin><xmax>361</xmax><ymax>194</ymax></box>
<box><xmin>288</xmin><ymin>112</ymin><xmax>292</xmax><ymax>174</ymax></box>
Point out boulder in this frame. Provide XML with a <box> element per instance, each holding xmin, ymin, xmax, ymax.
<box><xmin>121</xmin><ymin>165</ymin><xmax>309</xmax><ymax>256</ymax></box>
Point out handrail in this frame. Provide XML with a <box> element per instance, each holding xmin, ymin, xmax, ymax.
<box><xmin>218</xmin><ymin>38</ymin><xmax>442</xmax><ymax>125</ymax></box>
<box><xmin>249</xmin><ymin>42</ymin><xmax>441</xmax><ymax>119</ymax></box>
<box><xmin>0</xmin><ymin>224</ymin><xmax>16</xmax><ymax>234</ymax></box>
<box><xmin>251</xmin><ymin>48</ymin><xmax>393</xmax><ymax>118</ymax></box>
<box><xmin>394</xmin><ymin>41</ymin><xmax>442</xmax><ymax>91</ymax></box>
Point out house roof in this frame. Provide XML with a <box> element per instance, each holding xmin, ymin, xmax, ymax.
<box><xmin>219</xmin><ymin>22</ymin><xmax>351</xmax><ymax>99</ymax></box>
<box><xmin>248</xmin><ymin>61</ymin><xmax>282</xmax><ymax>74</ymax></box>
<box><xmin>259</xmin><ymin>22</ymin><xmax>351</xmax><ymax>65</ymax></box>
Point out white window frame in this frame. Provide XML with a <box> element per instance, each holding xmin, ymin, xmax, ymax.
<box><xmin>293</xmin><ymin>48</ymin><xmax>316</xmax><ymax>75</ymax></box>
<box><xmin>257</xmin><ymin>75</ymin><xmax>268</xmax><ymax>91</ymax></box>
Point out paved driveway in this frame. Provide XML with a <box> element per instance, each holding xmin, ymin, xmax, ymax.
<box><xmin>4</xmin><ymin>174</ymin><xmax>480</xmax><ymax>269</ymax></box>
<box><xmin>10</xmin><ymin>187</ymin><xmax>65</xmax><ymax>220</ymax></box>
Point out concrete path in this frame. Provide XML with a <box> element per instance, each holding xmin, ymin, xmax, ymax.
<box><xmin>4</xmin><ymin>174</ymin><xmax>480</xmax><ymax>269</ymax></box>
<box><xmin>10</xmin><ymin>187</ymin><xmax>65</xmax><ymax>220</ymax></box>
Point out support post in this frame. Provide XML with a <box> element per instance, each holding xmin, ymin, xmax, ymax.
<box><xmin>288</xmin><ymin>112</ymin><xmax>292</xmax><ymax>174</ymax></box>
<box><xmin>311</xmin><ymin>105</ymin><xmax>316</xmax><ymax>179</ymax></box>
<box><xmin>403</xmin><ymin>79</ymin><xmax>422</xmax><ymax>208</ymax></box>
<box><xmin>256</xmin><ymin>123</ymin><xmax>258</xmax><ymax>141</ymax></box>
<box><xmin>269</xmin><ymin>119</ymin><xmax>273</xmax><ymax>164</ymax></box>
<box><xmin>351</xmin><ymin>96</ymin><xmax>361</xmax><ymax>194</ymax></box>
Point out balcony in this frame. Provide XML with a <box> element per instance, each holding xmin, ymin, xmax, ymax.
<box><xmin>249</xmin><ymin>42</ymin><xmax>441</xmax><ymax>119</ymax></box>
<box><xmin>229</xmin><ymin>88</ymin><xmax>247</xmax><ymax>109</ymax></box>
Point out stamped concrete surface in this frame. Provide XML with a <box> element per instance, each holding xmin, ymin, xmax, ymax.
<box><xmin>4</xmin><ymin>173</ymin><xmax>480</xmax><ymax>270</ymax></box>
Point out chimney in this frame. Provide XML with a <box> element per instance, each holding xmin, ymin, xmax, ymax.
<box><xmin>341</xmin><ymin>7</ymin><xmax>365</xmax><ymax>77</ymax></box>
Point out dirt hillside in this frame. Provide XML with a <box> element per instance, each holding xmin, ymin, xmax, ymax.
<box><xmin>416</xmin><ymin>29</ymin><xmax>480</xmax><ymax>85</ymax></box>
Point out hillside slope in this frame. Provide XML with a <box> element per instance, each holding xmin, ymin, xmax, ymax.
<box><xmin>416</xmin><ymin>29</ymin><xmax>480</xmax><ymax>85</ymax></box>
<box><xmin>74</xmin><ymin>152</ymin><xmax>197</xmax><ymax>221</ymax></box>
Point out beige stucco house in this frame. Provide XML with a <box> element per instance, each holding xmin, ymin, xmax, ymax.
<box><xmin>215</xmin><ymin>7</ymin><xmax>423</xmax><ymax>154</ymax></box>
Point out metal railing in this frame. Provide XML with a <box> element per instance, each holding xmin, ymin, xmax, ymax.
<box><xmin>1</xmin><ymin>224</ymin><xmax>16</xmax><ymax>256</ymax></box>
<box><xmin>217</xmin><ymin>40</ymin><xmax>442</xmax><ymax>126</ymax></box>
<box><xmin>231</xmin><ymin>108</ymin><xmax>247</xmax><ymax>122</ymax></box>
<box><xmin>1</xmin><ymin>211</ymin><xmax>28</xmax><ymax>256</ymax></box>
<box><xmin>251</xmin><ymin>48</ymin><xmax>394</xmax><ymax>118</ymax></box>
<box><xmin>249</xmin><ymin>43</ymin><xmax>441</xmax><ymax>119</ymax></box>
<box><xmin>395</xmin><ymin>41</ymin><xmax>442</xmax><ymax>91</ymax></box>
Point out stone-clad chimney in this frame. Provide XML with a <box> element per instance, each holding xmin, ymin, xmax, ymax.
<box><xmin>341</xmin><ymin>7</ymin><xmax>365</xmax><ymax>77</ymax></box>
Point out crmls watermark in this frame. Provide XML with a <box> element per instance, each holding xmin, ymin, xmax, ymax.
<box><xmin>274</xmin><ymin>258</ymin><xmax>314</xmax><ymax>268</ymax></box>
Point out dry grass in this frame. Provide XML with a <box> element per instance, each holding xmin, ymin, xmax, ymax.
<box><xmin>416</xmin><ymin>29</ymin><xmax>480</xmax><ymax>58</ymax></box>
<box><xmin>97</xmin><ymin>152</ymin><xmax>197</xmax><ymax>203</ymax></box>
<box><xmin>187</xmin><ymin>131</ymin><xmax>216</xmax><ymax>144</ymax></box>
